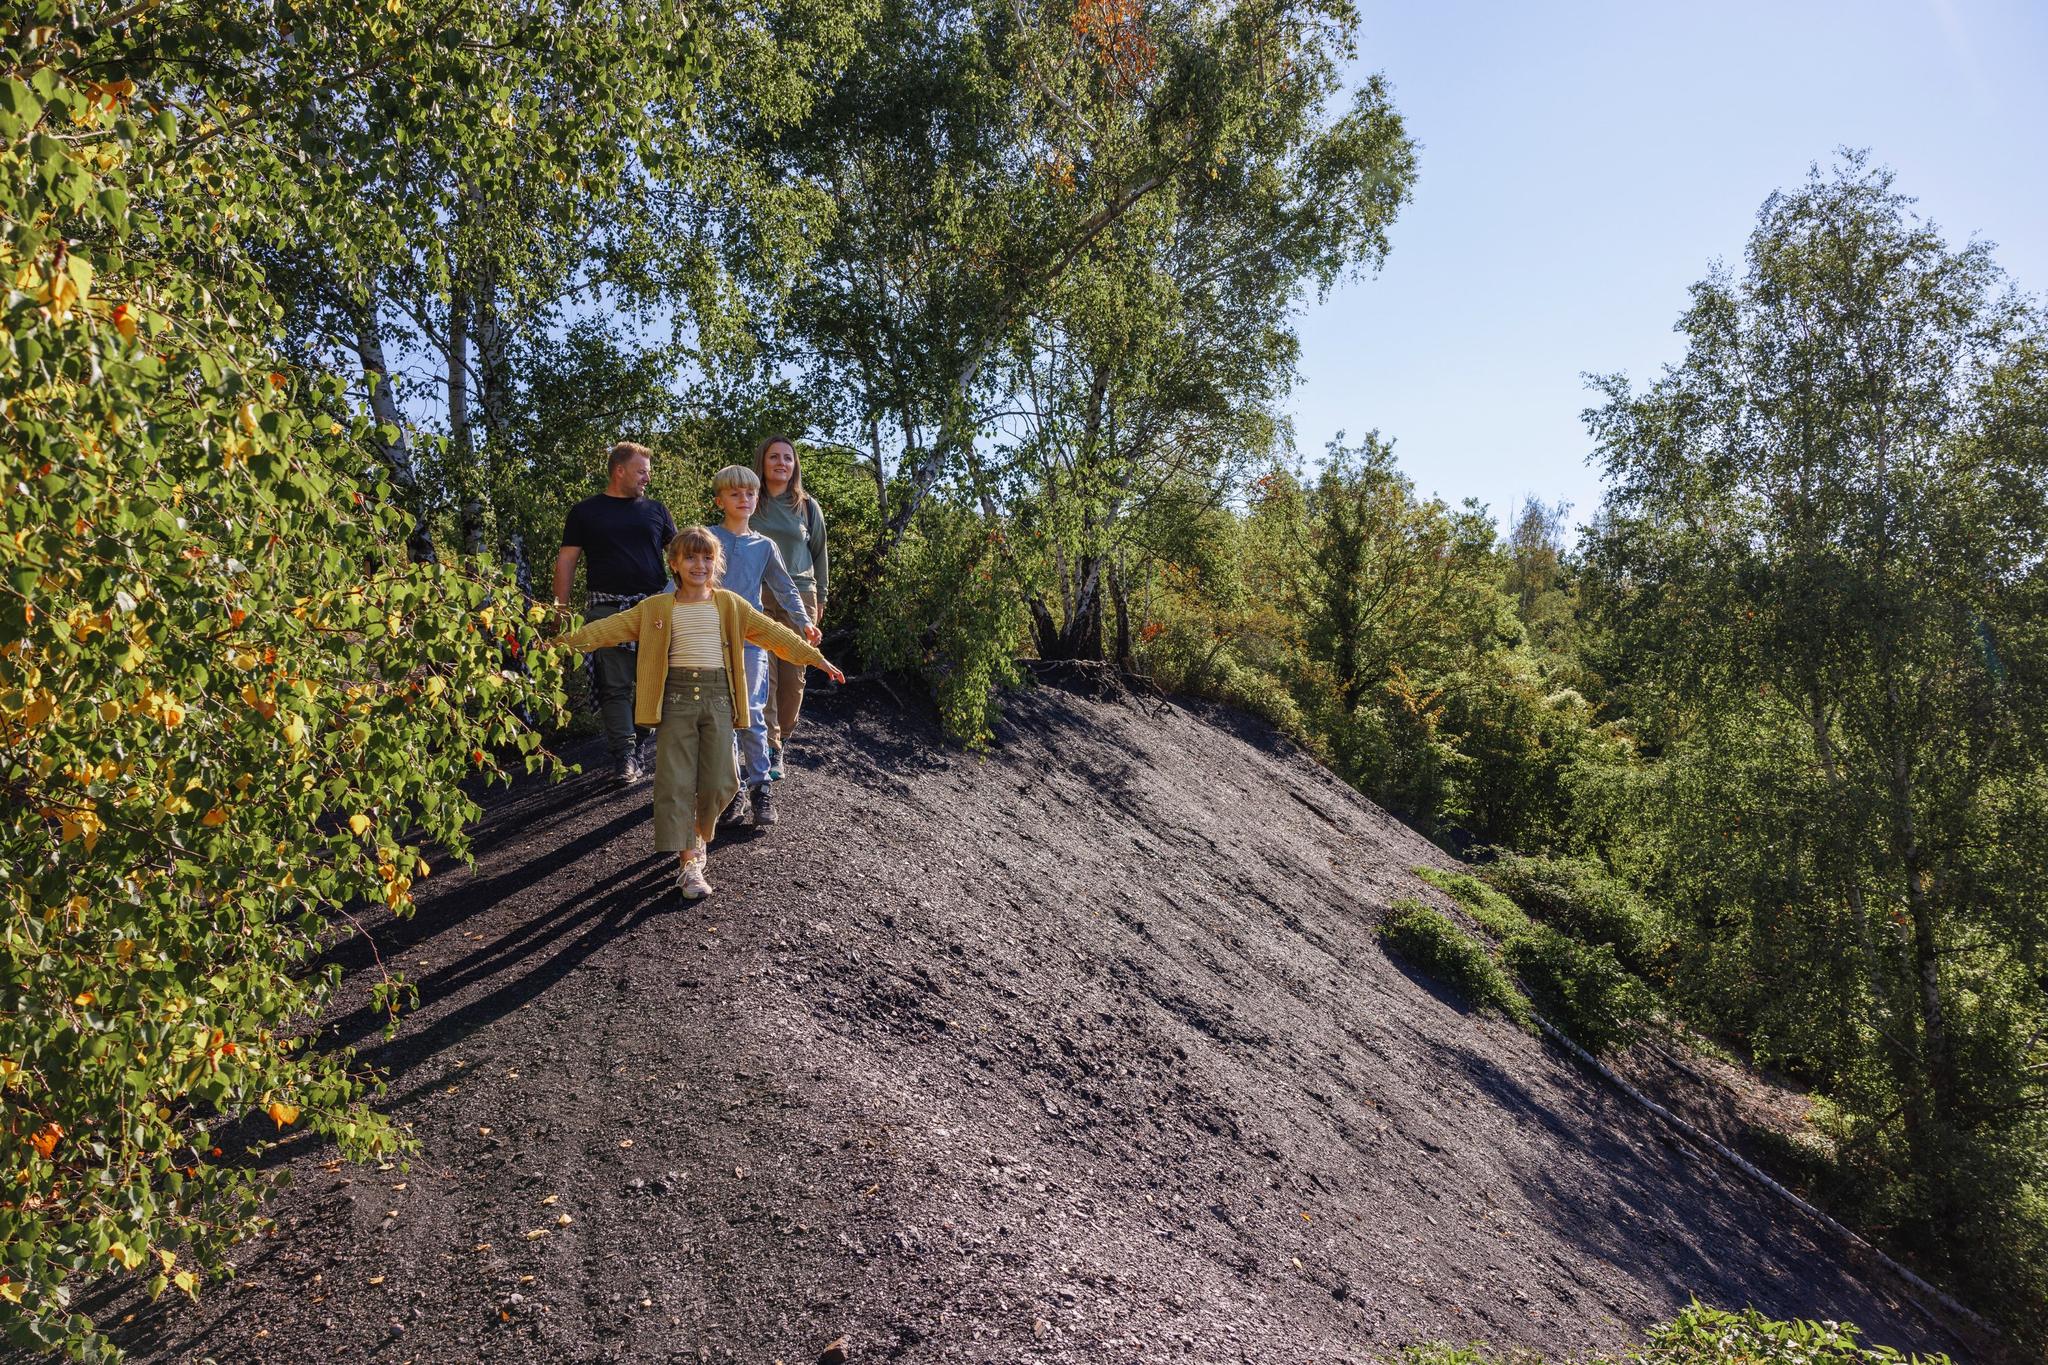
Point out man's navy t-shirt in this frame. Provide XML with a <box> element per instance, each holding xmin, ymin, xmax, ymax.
<box><xmin>562</xmin><ymin>494</ymin><xmax>677</xmax><ymax>597</ymax></box>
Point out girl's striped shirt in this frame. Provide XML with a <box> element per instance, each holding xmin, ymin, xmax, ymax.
<box><xmin>667</xmin><ymin>599</ymin><xmax>723</xmax><ymax>668</ymax></box>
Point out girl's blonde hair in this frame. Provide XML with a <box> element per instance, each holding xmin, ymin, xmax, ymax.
<box><xmin>753</xmin><ymin>433</ymin><xmax>810</xmax><ymax>511</ymax></box>
<box><xmin>711</xmin><ymin>464</ymin><xmax>759</xmax><ymax>494</ymax></box>
<box><xmin>667</xmin><ymin>525</ymin><xmax>726</xmax><ymax>585</ymax></box>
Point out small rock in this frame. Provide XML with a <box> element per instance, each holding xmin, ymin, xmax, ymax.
<box><xmin>818</xmin><ymin>1336</ymin><xmax>849</xmax><ymax>1365</ymax></box>
<box><xmin>1032</xmin><ymin>1318</ymin><xmax>1049</xmax><ymax>1341</ymax></box>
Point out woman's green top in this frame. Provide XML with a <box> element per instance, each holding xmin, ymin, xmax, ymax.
<box><xmin>751</xmin><ymin>489</ymin><xmax>828</xmax><ymax>607</ymax></box>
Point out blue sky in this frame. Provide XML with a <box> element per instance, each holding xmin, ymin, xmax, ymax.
<box><xmin>1288</xmin><ymin>0</ymin><xmax>2048</xmax><ymax>538</ymax></box>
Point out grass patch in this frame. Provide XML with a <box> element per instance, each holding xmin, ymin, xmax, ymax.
<box><xmin>1379</xmin><ymin>899</ymin><xmax>1532</xmax><ymax>1028</ymax></box>
<box><xmin>1415</xmin><ymin>865</ymin><xmax>1532</xmax><ymax>939</ymax></box>
<box><xmin>1502</xmin><ymin>926</ymin><xmax>1655</xmax><ymax>1056</ymax></box>
<box><xmin>1392</xmin><ymin>1299</ymin><xmax>1949</xmax><ymax>1363</ymax></box>
<box><xmin>1481</xmin><ymin>852</ymin><xmax>1665</xmax><ymax>976</ymax></box>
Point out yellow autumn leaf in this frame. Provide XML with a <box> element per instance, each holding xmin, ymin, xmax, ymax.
<box><xmin>0</xmin><ymin>1282</ymin><xmax>21</xmax><ymax>1303</ymax></box>
<box><xmin>265</xmin><ymin>1101</ymin><xmax>298</xmax><ymax>1129</ymax></box>
<box><xmin>281</xmin><ymin>714</ymin><xmax>307</xmax><ymax>746</ymax></box>
<box><xmin>108</xmin><ymin>1242</ymin><xmax>144</xmax><ymax>1270</ymax></box>
<box><xmin>173</xmin><ymin>1268</ymin><xmax>199</xmax><ymax>1300</ymax></box>
<box><xmin>348</xmin><ymin>813</ymin><xmax>371</xmax><ymax>837</ymax></box>
<box><xmin>201</xmin><ymin>807</ymin><xmax>228</xmax><ymax>826</ymax></box>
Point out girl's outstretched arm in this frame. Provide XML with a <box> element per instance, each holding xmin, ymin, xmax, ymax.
<box><xmin>562</xmin><ymin>606</ymin><xmax>642</xmax><ymax>654</ymax></box>
<box><xmin>738</xmin><ymin>600</ymin><xmax>841</xmax><ymax>680</ymax></box>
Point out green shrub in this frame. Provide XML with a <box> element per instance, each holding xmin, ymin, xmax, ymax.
<box><xmin>857</xmin><ymin>504</ymin><xmax>1026</xmax><ymax>745</ymax></box>
<box><xmin>1482</xmin><ymin>852</ymin><xmax>1665</xmax><ymax>976</ymax></box>
<box><xmin>1502</xmin><ymin>927</ymin><xmax>1655</xmax><ymax>1055</ymax></box>
<box><xmin>1378</xmin><ymin>900</ymin><xmax>1532</xmax><ymax>1028</ymax></box>
<box><xmin>1639</xmin><ymin>1300</ymin><xmax>1948</xmax><ymax>1364</ymax></box>
<box><xmin>1415</xmin><ymin>865</ymin><xmax>1532</xmax><ymax>939</ymax></box>
<box><xmin>1391</xmin><ymin>1299</ymin><xmax>1949</xmax><ymax>1364</ymax></box>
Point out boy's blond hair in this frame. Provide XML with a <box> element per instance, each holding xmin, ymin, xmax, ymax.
<box><xmin>667</xmin><ymin>525</ymin><xmax>726</xmax><ymax>585</ymax></box>
<box><xmin>712</xmin><ymin>464</ymin><xmax>759</xmax><ymax>494</ymax></box>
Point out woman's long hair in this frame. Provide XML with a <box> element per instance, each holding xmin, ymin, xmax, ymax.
<box><xmin>752</xmin><ymin>434</ymin><xmax>808</xmax><ymax>511</ymax></box>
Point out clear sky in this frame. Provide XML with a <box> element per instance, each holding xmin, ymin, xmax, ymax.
<box><xmin>1288</xmin><ymin>0</ymin><xmax>2048</xmax><ymax>538</ymax></box>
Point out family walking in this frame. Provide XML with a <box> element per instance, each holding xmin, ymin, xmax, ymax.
<box><xmin>553</xmin><ymin>438</ymin><xmax>841</xmax><ymax>900</ymax></box>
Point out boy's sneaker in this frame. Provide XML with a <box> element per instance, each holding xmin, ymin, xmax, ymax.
<box><xmin>767</xmin><ymin>748</ymin><xmax>784</xmax><ymax>781</ymax></box>
<box><xmin>675</xmin><ymin>858</ymin><xmax>712</xmax><ymax>901</ymax></box>
<box><xmin>750</xmin><ymin>782</ymin><xmax>778</xmax><ymax>827</ymax></box>
<box><xmin>718</xmin><ymin>789</ymin><xmax>750</xmax><ymax>827</ymax></box>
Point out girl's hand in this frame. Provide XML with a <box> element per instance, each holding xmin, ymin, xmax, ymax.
<box><xmin>816</xmin><ymin>657</ymin><xmax>846</xmax><ymax>685</ymax></box>
<box><xmin>803</xmin><ymin>623</ymin><xmax>823</xmax><ymax>646</ymax></box>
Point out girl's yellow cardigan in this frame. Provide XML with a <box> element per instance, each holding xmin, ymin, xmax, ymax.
<box><xmin>563</xmin><ymin>588</ymin><xmax>825</xmax><ymax>729</ymax></box>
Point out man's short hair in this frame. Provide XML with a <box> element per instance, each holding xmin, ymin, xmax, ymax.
<box><xmin>712</xmin><ymin>464</ymin><xmax>759</xmax><ymax>493</ymax></box>
<box><xmin>608</xmin><ymin>441</ymin><xmax>653</xmax><ymax>472</ymax></box>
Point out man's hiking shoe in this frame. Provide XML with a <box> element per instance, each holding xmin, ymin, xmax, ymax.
<box><xmin>610</xmin><ymin>753</ymin><xmax>640</xmax><ymax>786</ymax></box>
<box><xmin>718</xmin><ymin>789</ymin><xmax>749</xmax><ymax>827</ymax></box>
<box><xmin>750</xmin><ymin>782</ymin><xmax>778</xmax><ymax>827</ymax></box>
<box><xmin>675</xmin><ymin>858</ymin><xmax>712</xmax><ymax>901</ymax></box>
<box><xmin>767</xmin><ymin>747</ymin><xmax>785</xmax><ymax>781</ymax></box>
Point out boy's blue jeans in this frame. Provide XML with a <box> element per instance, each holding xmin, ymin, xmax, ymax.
<box><xmin>732</xmin><ymin>644</ymin><xmax>773</xmax><ymax>788</ymax></box>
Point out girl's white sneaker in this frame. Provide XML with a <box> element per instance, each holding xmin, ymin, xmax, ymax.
<box><xmin>675</xmin><ymin>858</ymin><xmax>713</xmax><ymax>901</ymax></box>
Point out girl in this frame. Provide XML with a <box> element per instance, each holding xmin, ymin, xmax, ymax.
<box><xmin>749</xmin><ymin>434</ymin><xmax>830</xmax><ymax>781</ymax></box>
<box><xmin>564</xmin><ymin>526</ymin><xmax>845</xmax><ymax>899</ymax></box>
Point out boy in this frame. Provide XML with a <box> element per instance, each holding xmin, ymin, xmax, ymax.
<box><xmin>707</xmin><ymin>465</ymin><xmax>819</xmax><ymax>827</ymax></box>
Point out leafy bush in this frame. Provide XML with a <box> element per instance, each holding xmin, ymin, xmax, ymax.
<box><xmin>857</xmin><ymin>504</ymin><xmax>1025</xmax><ymax>745</ymax></box>
<box><xmin>1378</xmin><ymin>900</ymin><xmax>1532</xmax><ymax>1028</ymax></box>
<box><xmin>1415</xmin><ymin>865</ymin><xmax>1531</xmax><ymax>939</ymax></box>
<box><xmin>1393</xmin><ymin>1298</ymin><xmax>1950</xmax><ymax>1364</ymax></box>
<box><xmin>1502</xmin><ymin>928</ymin><xmax>1655</xmax><ymax>1055</ymax></box>
<box><xmin>1482</xmin><ymin>852</ymin><xmax>1665</xmax><ymax>977</ymax></box>
<box><xmin>0</xmin><ymin>51</ymin><xmax>565</xmax><ymax>1359</ymax></box>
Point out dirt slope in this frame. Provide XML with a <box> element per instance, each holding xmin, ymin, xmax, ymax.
<box><xmin>106</xmin><ymin>679</ymin><xmax>1969</xmax><ymax>1363</ymax></box>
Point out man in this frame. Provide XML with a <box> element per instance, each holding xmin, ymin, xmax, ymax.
<box><xmin>554</xmin><ymin>442</ymin><xmax>677</xmax><ymax>783</ymax></box>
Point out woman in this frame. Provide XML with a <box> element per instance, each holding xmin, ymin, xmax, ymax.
<box><xmin>750</xmin><ymin>434</ymin><xmax>830</xmax><ymax>780</ymax></box>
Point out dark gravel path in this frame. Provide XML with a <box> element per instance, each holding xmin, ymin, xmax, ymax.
<box><xmin>106</xmin><ymin>680</ymin><xmax>1970</xmax><ymax>1363</ymax></box>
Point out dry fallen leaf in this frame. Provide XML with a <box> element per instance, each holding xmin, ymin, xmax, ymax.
<box><xmin>539</xmin><ymin>1194</ymin><xmax>559</xmax><ymax>1206</ymax></box>
<box><xmin>555</xmin><ymin>1213</ymin><xmax>572</xmax><ymax>1226</ymax></box>
<box><xmin>618</xmin><ymin>1139</ymin><xmax>634</xmax><ymax>1149</ymax></box>
<box><xmin>368</xmin><ymin>1275</ymin><xmax>386</xmax><ymax>1286</ymax></box>
<box><xmin>478</xmin><ymin>1126</ymin><xmax>493</xmax><ymax>1136</ymax></box>
<box><xmin>473</xmin><ymin>1242</ymin><xmax>492</xmax><ymax>1252</ymax></box>
<box><xmin>525</xmin><ymin>1228</ymin><xmax>549</xmax><ymax>1240</ymax></box>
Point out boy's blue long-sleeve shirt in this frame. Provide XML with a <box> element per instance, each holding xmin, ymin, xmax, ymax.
<box><xmin>710</xmin><ymin>525</ymin><xmax>812</xmax><ymax>629</ymax></box>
